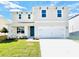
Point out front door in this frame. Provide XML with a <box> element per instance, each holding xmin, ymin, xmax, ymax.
<box><xmin>30</xmin><ymin>26</ymin><xmax>34</xmax><ymax>37</ymax></box>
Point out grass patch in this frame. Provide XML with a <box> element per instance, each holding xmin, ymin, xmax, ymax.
<box><xmin>0</xmin><ymin>40</ymin><xmax>41</xmax><ymax>57</ymax></box>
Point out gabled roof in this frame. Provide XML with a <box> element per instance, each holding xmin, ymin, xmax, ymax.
<box><xmin>69</xmin><ymin>14</ymin><xmax>79</xmax><ymax>20</ymax></box>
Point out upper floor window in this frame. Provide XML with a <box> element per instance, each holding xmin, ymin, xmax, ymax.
<box><xmin>57</xmin><ymin>10</ymin><xmax>62</xmax><ymax>17</ymax></box>
<box><xmin>19</xmin><ymin>14</ymin><xmax>21</xmax><ymax>19</ymax></box>
<box><xmin>17</xmin><ymin>26</ymin><xmax>24</xmax><ymax>34</ymax></box>
<box><xmin>28</xmin><ymin>14</ymin><xmax>31</xmax><ymax>19</ymax></box>
<box><xmin>42</xmin><ymin>10</ymin><xmax>46</xmax><ymax>17</ymax></box>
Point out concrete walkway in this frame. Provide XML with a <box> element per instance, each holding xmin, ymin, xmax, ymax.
<box><xmin>40</xmin><ymin>39</ymin><xmax>79</xmax><ymax>57</ymax></box>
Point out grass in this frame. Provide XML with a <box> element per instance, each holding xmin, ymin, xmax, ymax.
<box><xmin>0</xmin><ymin>39</ymin><xmax>41</xmax><ymax>57</ymax></box>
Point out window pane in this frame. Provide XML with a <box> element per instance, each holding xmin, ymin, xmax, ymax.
<box><xmin>28</xmin><ymin>14</ymin><xmax>31</xmax><ymax>19</ymax></box>
<box><xmin>21</xmin><ymin>30</ymin><xmax>24</xmax><ymax>33</ymax></box>
<box><xmin>28</xmin><ymin>14</ymin><xmax>30</xmax><ymax>16</ymax></box>
<box><xmin>28</xmin><ymin>17</ymin><xmax>30</xmax><ymax>19</ymax></box>
<box><xmin>19</xmin><ymin>14</ymin><xmax>21</xmax><ymax>19</ymax></box>
<box><xmin>19</xmin><ymin>17</ymin><xmax>21</xmax><ymax>19</ymax></box>
<box><xmin>57</xmin><ymin>14</ymin><xmax>62</xmax><ymax>17</ymax></box>
<box><xmin>42</xmin><ymin>10</ymin><xmax>46</xmax><ymax>17</ymax></box>
<box><xmin>42</xmin><ymin>10</ymin><xmax>46</xmax><ymax>14</ymax></box>
<box><xmin>17</xmin><ymin>27</ymin><xmax>24</xmax><ymax>33</ymax></box>
<box><xmin>42</xmin><ymin>14</ymin><xmax>46</xmax><ymax>17</ymax></box>
<box><xmin>57</xmin><ymin>10</ymin><xmax>62</xmax><ymax>17</ymax></box>
<box><xmin>57</xmin><ymin>10</ymin><xmax>61</xmax><ymax>14</ymax></box>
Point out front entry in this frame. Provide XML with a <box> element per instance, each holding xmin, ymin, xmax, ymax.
<box><xmin>30</xmin><ymin>26</ymin><xmax>34</xmax><ymax>37</ymax></box>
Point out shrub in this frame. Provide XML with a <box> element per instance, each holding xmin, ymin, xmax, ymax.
<box><xmin>0</xmin><ymin>27</ymin><xmax>8</xmax><ymax>33</ymax></box>
<box><xmin>33</xmin><ymin>38</ymin><xmax>39</xmax><ymax>40</ymax></box>
<box><xmin>0</xmin><ymin>35</ymin><xmax>7</xmax><ymax>42</ymax></box>
<box><xmin>23</xmin><ymin>36</ymin><xmax>28</xmax><ymax>39</ymax></box>
<box><xmin>7</xmin><ymin>37</ymin><xmax>16</xmax><ymax>40</ymax></box>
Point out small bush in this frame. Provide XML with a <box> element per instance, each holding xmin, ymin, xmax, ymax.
<box><xmin>0</xmin><ymin>27</ymin><xmax>8</xmax><ymax>33</ymax></box>
<box><xmin>0</xmin><ymin>35</ymin><xmax>7</xmax><ymax>42</ymax></box>
<box><xmin>22</xmin><ymin>36</ymin><xmax>28</xmax><ymax>39</ymax></box>
<box><xmin>18</xmin><ymin>36</ymin><xmax>28</xmax><ymax>39</ymax></box>
<box><xmin>33</xmin><ymin>38</ymin><xmax>39</xmax><ymax>40</ymax></box>
<box><xmin>7</xmin><ymin>38</ymin><xmax>16</xmax><ymax>40</ymax></box>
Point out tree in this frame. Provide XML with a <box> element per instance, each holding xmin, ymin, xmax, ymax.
<box><xmin>0</xmin><ymin>27</ymin><xmax>8</xmax><ymax>33</ymax></box>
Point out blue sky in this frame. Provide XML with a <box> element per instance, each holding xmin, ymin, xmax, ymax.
<box><xmin>0</xmin><ymin>1</ymin><xmax>79</xmax><ymax>21</ymax></box>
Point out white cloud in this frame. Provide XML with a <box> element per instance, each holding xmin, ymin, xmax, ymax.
<box><xmin>63</xmin><ymin>2</ymin><xmax>79</xmax><ymax>17</ymax></box>
<box><xmin>10</xmin><ymin>9</ymin><xmax>22</xmax><ymax>12</ymax></box>
<box><xmin>0</xmin><ymin>1</ymin><xmax>26</xmax><ymax>10</ymax></box>
<box><xmin>51</xmin><ymin>2</ymin><xmax>79</xmax><ymax>12</ymax></box>
<box><xmin>66</xmin><ymin>3</ymin><xmax>79</xmax><ymax>11</ymax></box>
<box><xmin>0</xmin><ymin>14</ymin><xmax>4</xmax><ymax>18</ymax></box>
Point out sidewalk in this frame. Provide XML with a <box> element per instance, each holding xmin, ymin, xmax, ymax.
<box><xmin>40</xmin><ymin>39</ymin><xmax>79</xmax><ymax>57</ymax></box>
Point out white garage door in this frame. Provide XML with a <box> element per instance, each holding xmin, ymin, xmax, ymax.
<box><xmin>37</xmin><ymin>27</ymin><xmax>65</xmax><ymax>38</ymax></box>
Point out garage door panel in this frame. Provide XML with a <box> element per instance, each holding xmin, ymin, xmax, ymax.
<box><xmin>53</xmin><ymin>28</ymin><xmax>65</xmax><ymax>37</ymax></box>
<box><xmin>37</xmin><ymin>27</ymin><xmax>65</xmax><ymax>38</ymax></box>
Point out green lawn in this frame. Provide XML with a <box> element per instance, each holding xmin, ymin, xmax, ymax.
<box><xmin>0</xmin><ymin>39</ymin><xmax>41</xmax><ymax>57</ymax></box>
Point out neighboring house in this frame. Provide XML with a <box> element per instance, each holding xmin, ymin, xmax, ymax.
<box><xmin>8</xmin><ymin>6</ymin><xmax>69</xmax><ymax>39</ymax></box>
<box><xmin>69</xmin><ymin>14</ymin><xmax>79</xmax><ymax>33</ymax></box>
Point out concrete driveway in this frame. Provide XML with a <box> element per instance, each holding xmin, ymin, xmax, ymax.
<box><xmin>40</xmin><ymin>39</ymin><xmax>79</xmax><ymax>57</ymax></box>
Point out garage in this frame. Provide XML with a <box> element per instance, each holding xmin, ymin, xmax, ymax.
<box><xmin>37</xmin><ymin>27</ymin><xmax>65</xmax><ymax>38</ymax></box>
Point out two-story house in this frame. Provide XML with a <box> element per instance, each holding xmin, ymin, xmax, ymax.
<box><xmin>8</xmin><ymin>6</ymin><xmax>69</xmax><ymax>39</ymax></box>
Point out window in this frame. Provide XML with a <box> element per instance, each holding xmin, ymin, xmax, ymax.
<box><xmin>42</xmin><ymin>10</ymin><xmax>46</xmax><ymax>17</ymax></box>
<box><xmin>57</xmin><ymin>10</ymin><xmax>62</xmax><ymax>17</ymax></box>
<box><xmin>19</xmin><ymin>14</ymin><xmax>21</xmax><ymax>19</ymax></box>
<box><xmin>17</xmin><ymin>27</ymin><xmax>24</xmax><ymax>33</ymax></box>
<box><xmin>28</xmin><ymin>14</ymin><xmax>31</xmax><ymax>19</ymax></box>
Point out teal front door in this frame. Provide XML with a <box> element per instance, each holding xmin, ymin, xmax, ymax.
<box><xmin>30</xmin><ymin>26</ymin><xmax>34</xmax><ymax>36</ymax></box>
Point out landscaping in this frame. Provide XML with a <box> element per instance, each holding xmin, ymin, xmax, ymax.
<box><xmin>0</xmin><ymin>38</ymin><xmax>41</xmax><ymax>57</ymax></box>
